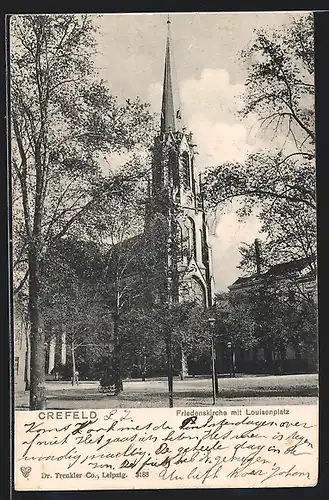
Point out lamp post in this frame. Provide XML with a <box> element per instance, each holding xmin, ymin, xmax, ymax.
<box><xmin>227</xmin><ymin>341</ymin><xmax>236</xmax><ymax>378</ymax></box>
<box><xmin>208</xmin><ymin>317</ymin><xmax>216</xmax><ymax>405</ymax></box>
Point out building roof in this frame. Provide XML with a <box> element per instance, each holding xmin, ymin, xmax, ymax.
<box><xmin>266</xmin><ymin>256</ymin><xmax>314</xmax><ymax>276</ymax></box>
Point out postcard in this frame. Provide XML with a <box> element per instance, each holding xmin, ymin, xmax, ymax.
<box><xmin>9</xmin><ymin>11</ymin><xmax>318</xmax><ymax>491</ymax></box>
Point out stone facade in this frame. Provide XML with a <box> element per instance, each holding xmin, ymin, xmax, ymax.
<box><xmin>146</xmin><ymin>20</ymin><xmax>213</xmax><ymax>310</ymax></box>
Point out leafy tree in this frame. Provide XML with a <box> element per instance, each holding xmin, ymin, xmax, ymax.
<box><xmin>246</xmin><ymin>276</ymin><xmax>317</xmax><ymax>372</ymax></box>
<box><xmin>10</xmin><ymin>14</ymin><xmax>154</xmax><ymax>408</ymax></box>
<box><xmin>98</xmin><ymin>194</ymin><xmax>205</xmax><ymax>391</ymax></box>
<box><xmin>242</xmin><ymin>14</ymin><xmax>314</xmax><ymax>150</ymax></box>
<box><xmin>38</xmin><ymin>183</ymin><xmax>185</xmax><ymax>393</ymax></box>
<box><xmin>203</xmin><ymin>14</ymin><xmax>315</xmax><ymax>273</ymax></box>
<box><xmin>43</xmin><ymin>283</ymin><xmax>109</xmax><ymax>384</ymax></box>
<box><xmin>119</xmin><ymin>307</ymin><xmax>167</xmax><ymax>379</ymax></box>
<box><xmin>40</xmin><ymin>237</ymin><xmax>111</xmax><ymax>382</ymax></box>
<box><xmin>214</xmin><ymin>275</ymin><xmax>317</xmax><ymax>374</ymax></box>
<box><xmin>94</xmin><ymin>192</ymin><xmax>148</xmax><ymax>393</ymax></box>
<box><xmin>205</xmin><ymin>151</ymin><xmax>315</xmax><ymax>216</ymax></box>
<box><xmin>173</xmin><ymin>304</ymin><xmax>211</xmax><ymax>365</ymax></box>
<box><xmin>118</xmin><ymin>301</ymin><xmax>215</xmax><ymax>382</ymax></box>
<box><xmin>214</xmin><ymin>292</ymin><xmax>260</xmax><ymax>351</ymax></box>
<box><xmin>237</xmin><ymin>235</ymin><xmax>316</xmax><ymax>310</ymax></box>
<box><xmin>260</xmin><ymin>202</ymin><xmax>316</xmax><ymax>267</ymax></box>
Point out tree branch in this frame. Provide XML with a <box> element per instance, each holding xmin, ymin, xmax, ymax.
<box><xmin>14</xmin><ymin>268</ymin><xmax>29</xmax><ymax>295</ymax></box>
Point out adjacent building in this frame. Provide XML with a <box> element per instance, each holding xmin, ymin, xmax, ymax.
<box><xmin>224</xmin><ymin>255</ymin><xmax>317</xmax><ymax>374</ymax></box>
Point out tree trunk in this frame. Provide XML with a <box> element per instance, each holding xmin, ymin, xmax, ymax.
<box><xmin>141</xmin><ymin>353</ymin><xmax>146</xmax><ymax>381</ymax></box>
<box><xmin>264</xmin><ymin>346</ymin><xmax>274</xmax><ymax>375</ymax></box>
<box><xmin>71</xmin><ymin>343</ymin><xmax>76</xmax><ymax>386</ymax></box>
<box><xmin>214</xmin><ymin>361</ymin><xmax>219</xmax><ymax>394</ymax></box>
<box><xmin>295</xmin><ymin>344</ymin><xmax>302</xmax><ymax>361</ymax></box>
<box><xmin>112</xmin><ymin>311</ymin><xmax>122</xmax><ymax>395</ymax></box>
<box><xmin>29</xmin><ymin>249</ymin><xmax>46</xmax><ymax>410</ymax></box>
<box><xmin>166</xmin><ymin>331</ymin><xmax>173</xmax><ymax>408</ymax></box>
<box><xmin>180</xmin><ymin>349</ymin><xmax>188</xmax><ymax>380</ymax></box>
<box><xmin>279</xmin><ymin>344</ymin><xmax>286</xmax><ymax>374</ymax></box>
<box><xmin>231</xmin><ymin>350</ymin><xmax>236</xmax><ymax>378</ymax></box>
<box><xmin>24</xmin><ymin>327</ymin><xmax>31</xmax><ymax>391</ymax></box>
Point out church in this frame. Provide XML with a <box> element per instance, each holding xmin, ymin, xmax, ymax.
<box><xmin>144</xmin><ymin>18</ymin><xmax>214</xmax><ymax>310</ymax></box>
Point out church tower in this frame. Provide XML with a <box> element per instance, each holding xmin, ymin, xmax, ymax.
<box><xmin>146</xmin><ymin>18</ymin><xmax>214</xmax><ymax>309</ymax></box>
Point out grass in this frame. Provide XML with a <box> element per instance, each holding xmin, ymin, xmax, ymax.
<box><xmin>15</xmin><ymin>373</ymin><xmax>318</xmax><ymax>409</ymax></box>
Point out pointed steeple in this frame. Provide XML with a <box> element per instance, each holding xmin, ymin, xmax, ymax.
<box><xmin>161</xmin><ymin>17</ymin><xmax>176</xmax><ymax>134</ymax></box>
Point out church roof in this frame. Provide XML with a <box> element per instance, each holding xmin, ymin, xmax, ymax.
<box><xmin>161</xmin><ymin>18</ymin><xmax>176</xmax><ymax>134</ymax></box>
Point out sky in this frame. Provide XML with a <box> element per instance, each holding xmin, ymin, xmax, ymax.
<box><xmin>91</xmin><ymin>11</ymin><xmax>310</xmax><ymax>292</ymax></box>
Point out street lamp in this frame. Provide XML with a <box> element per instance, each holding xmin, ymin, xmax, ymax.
<box><xmin>208</xmin><ymin>317</ymin><xmax>216</xmax><ymax>405</ymax></box>
<box><xmin>227</xmin><ymin>341</ymin><xmax>236</xmax><ymax>378</ymax></box>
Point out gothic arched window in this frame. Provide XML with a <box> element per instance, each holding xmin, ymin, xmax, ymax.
<box><xmin>181</xmin><ymin>277</ymin><xmax>206</xmax><ymax>307</ymax></box>
<box><xmin>191</xmin><ymin>277</ymin><xmax>206</xmax><ymax>307</ymax></box>
<box><xmin>169</xmin><ymin>150</ymin><xmax>179</xmax><ymax>188</ymax></box>
<box><xmin>191</xmin><ymin>157</ymin><xmax>196</xmax><ymax>195</ymax></box>
<box><xmin>184</xmin><ymin>217</ymin><xmax>196</xmax><ymax>260</ymax></box>
<box><xmin>181</xmin><ymin>151</ymin><xmax>191</xmax><ymax>188</ymax></box>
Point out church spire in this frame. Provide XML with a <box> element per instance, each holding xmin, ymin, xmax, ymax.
<box><xmin>161</xmin><ymin>16</ymin><xmax>176</xmax><ymax>134</ymax></box>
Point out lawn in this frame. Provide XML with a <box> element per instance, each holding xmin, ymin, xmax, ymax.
<box><xmin>15</xmin><ymin>373</ymin><xmax>318</xmax><ymax>409</ymax></box>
